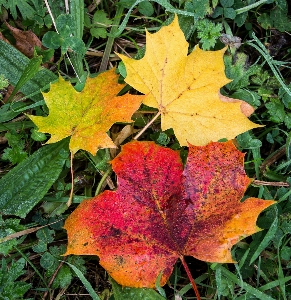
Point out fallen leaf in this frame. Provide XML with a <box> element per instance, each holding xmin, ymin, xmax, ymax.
<box><xmin>28</xmin><ymin>69</ymin><xmax>144</xmax><ymax>155</ymax></box>
<box><xmin>118</xmin><ymin>16</ymin><xmax>261</xmax><ymax>146</ymax></box>
<box><xmin>64</xmin><ymin>140</ymin><xmax>275</xmax><ymax>288</ymax></box>
<box><xmin>112</xmin><ymin>125</ymin><xmax>135</xmax><ymax>147</ymax></box>
<box><xmin>5</xmin><ymin>22</ymin><xmax>42</xmax><ymax>58</ymax></box>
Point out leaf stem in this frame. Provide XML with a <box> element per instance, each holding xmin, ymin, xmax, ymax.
<box><xmin>67</xmin><ymin>152</ymin><xmax>74</xmax><ymax>207</ymax></box>
<box><xmin>179</xmin><ymin>256</ymin><xmax>201</xmax><ymax>300</ymax></box>
<box><xmin>134</xmin><ymin>111</ymin><xmax>161</xmax><ymax>140</ymax></box>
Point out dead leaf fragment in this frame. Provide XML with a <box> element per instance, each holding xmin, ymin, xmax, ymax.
<box><xmin>5</xmin><ymin>21</ymin><xmax>42</xmax><ymax>58</ymax></box>
<box><xmin>110</xmin><ymin>124</ymin><xmax>135</xmax><ymax>158</ymax></box>
<box><xmin>0</xmin><ymin>31</ymin><xmax>10</xmax><ymax>44</ymax></box>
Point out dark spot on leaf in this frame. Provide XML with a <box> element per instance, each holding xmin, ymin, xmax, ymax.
<box><xmin>114</xmin><ymin>255</ymin><xmax>125</xmax><ymax>266</ymax></box>
<box><xmin>110</xmin><ymin>226</ymin><xmax>122</xmax><ymax>237</ymax></box>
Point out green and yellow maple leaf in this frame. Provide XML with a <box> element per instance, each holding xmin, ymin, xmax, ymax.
<box><xmin>28</xmin><ymin>69</ymin><xmax>143</xmax><ymax>155</ymax></box>
<box><xmin>118</xmin><ymin>15</ymin><xmax>261</xmax><ymax>146</ymax></box>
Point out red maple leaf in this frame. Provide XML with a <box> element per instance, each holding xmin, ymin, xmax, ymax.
<box><xmin>64</xmin><ymin>141</ymin><xmax>274</xmax><ymax>290</ymax></box>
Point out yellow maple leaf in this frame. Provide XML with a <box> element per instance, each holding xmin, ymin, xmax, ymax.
<box><xmin>28</xmin><ymin>69</ymin><xmax>143</xmax><ymax>155</ymax></box>
<box><xmin>118</xmin><ymin>15</ymin><xmax>261</xmax><ymax>146</ymax></box>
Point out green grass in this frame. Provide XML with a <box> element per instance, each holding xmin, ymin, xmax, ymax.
<box><xmin>1</xmin><ymin>0</ymin><xmax>291</xmax><ymax>299</ymax></box>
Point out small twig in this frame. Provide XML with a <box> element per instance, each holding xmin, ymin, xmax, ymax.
<box><xmin>134</xmin><ymin>110</ymin><xmax>157</xmax><ymax>114</ymax></box>
<box><xmin>43</xmin><ymin>258</ymin><xmax>67</xmax><ymax>300</ymax></box>
<box><xmin>15</xmin><ymin>246</ymin><xmax>50</xmax><ymax>297</ymax></box>
<box><xmin>67</xmin><ymin>152</ymin><xmax>74</xmax><ymax>207</ymax></box>
<box><xmin>106</xmin><ymin>176</ymin><xmax>116</xmax><ymax>189</ymax></box>
<box><xmin>64</xmin><ymin>0</ymin><xmax>69</xmax><ymax>14</ymax></box>
<box><xmin>260</xmin><ymin>146</ymin><xmax>286</xmax><ymax>172</ymax></box>
<box><xmin>134</xmin><ymin>111</ymin><xmax>161</xmax><ymax>140</ymax></box>
<box><xmin>0</xmin><ymin>219</ymin><xmax>64</xmax><ymax>243</ymax></box>
<box><xmin>252</xmin><ymin>180</ymin><xmax>289</xmax><ymax>187</ymax></box>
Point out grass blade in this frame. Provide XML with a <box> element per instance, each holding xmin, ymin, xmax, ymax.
<box><xmin>249</xmin><ymin>207</ymin><xmax>278</xmax><ymax>265</ymax></box>
<box><xmin>65</xmin><ymin>261</ymin><xmax>101</xmax><ymax>300</ymax></box>
<box><xmin>214</xmin><ymin>265</ymin><xmax>276</xmax><ymax>300</ymax></box>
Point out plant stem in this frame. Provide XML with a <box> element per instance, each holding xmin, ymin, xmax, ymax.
<box><xmin>134</xmin><ymin>111</ymin><xmax>161</xmax><ymax>140</ymax></box>
<box><xmin>67</xmin><ymin>152</ymin><xmax>74</xmax><ymax>207</ymax></box>
<box><xmin>179</xmin><ymin>255</ymin><xmax>201</xmax><ymax>300</ymax></box>
<box><xmin>95</xmin><ymin>167</ymin><xmax>112</xmax><ymax>196</ymax></box>
<box><xmin>235</xmin><ymin>0</ymin><xmax>268</xmax><ymax>14</ymax></box>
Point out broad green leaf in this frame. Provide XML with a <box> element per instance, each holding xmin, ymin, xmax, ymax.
<box><xmin>90</xmin><ymin>10</ymin><xmax>112</xmax><ymax>39</ymax></box>
<box><xmin>0</xmin><ymin>102</ymin><xmax>28</xmax><ymax>123</ymax></box>
<box><xmin>224</xmin><ymin>52</ymin><xmax>260</xmax><ymax>91</ymax></box>
<box><xmin>270</xmin><ymin>7</ymin><xmax>291</xmax><ymax>32</ymax></box>
<box><xmin>0</xmin><ymin>139</ymin><xmax>69</xmax><ymax>217</ymax></box>
<box><xmin>2</xmin><ymin>132</ymin><xmax>28</xmax><ymax>165</ymax></box>
<box><xmin>257</xmin><ymin>13</ymin><xmax>272</xmax><ymax>29</ymax></box>
<box><xmin>68</xmin><ymin>0</ymin><xmax>86</xmax><ymax>81</ymax></box>
<box><xmin>56</xmin><ymin>14</ymin><xmax>76</xmax><ymax>36</ymax></box>
<box><xmin>231</xmin><ymin>89</ymin><xmax>261</xmax><ymax>108</ymax></box>
<box><xmin>69</xmin><ymin>0</ymin><xmax>84</xmax><ymax>39</ymax></box>
<box><xmin>90</xmin><ymin>27</ymin><xmax>107</xmax><ymax>39</ymax></box>
<box><xmin>40</xmin><ymin>252</ymin><xmax>55</xmax><ymax>269</ymax></box>
<box><xmin>62</xmin><ymin>36</ymin><xmax>86</xmax><ymax>55</ymax></box>
<box><xmin>0</xmin><ymin>40</ymin><xmax>57</xmax><ymax>102</ymax></box>
<box><xmin>220</xmin><ymin>0</ymin><xmax>234</xmax><ymax>7</ymax></box>
<box><xmin>0</xmin><ymin>121</ymin><xmax>34</xmax><ymax>132</ymax></box>
<box><xmin>7</xmin><ymin>55</ymin><xmax>42</xmax><ymax>102</ymax></box>
<box><xmin>224</xmin><ymin>7</ymin><xmax>236</xmax><ymax>19</ymax></box>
